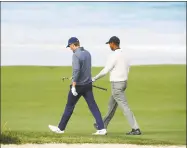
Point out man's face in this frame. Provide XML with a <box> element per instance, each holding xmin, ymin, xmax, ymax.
<box><xmin>69</xmin><ymin>44</ymin><xmax>76</xmax><ymax>51</ymax></box>
<box><xmin>109</xmin><ymin>42</ymin><xmax>115</xmax><ymax>51</ymax></box>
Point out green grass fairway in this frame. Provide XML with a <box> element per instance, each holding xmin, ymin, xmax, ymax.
<box><xmin>1</xmin><ymin>65</ymin><xmax>186</xmax><ymax>145</ymax></box>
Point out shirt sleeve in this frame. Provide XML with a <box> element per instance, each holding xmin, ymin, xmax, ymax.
<box><xmin>72</xmin><ymin>54</ymin><xmax>81</xmax><ymax>82</ymax></box>
<box><xmin>94</xmin><ymin>54</ymin><xmax>116</xmax><ymax>80</ymax></box>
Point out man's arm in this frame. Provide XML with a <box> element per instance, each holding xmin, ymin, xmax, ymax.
<box><xmin>72</xmin><ymin>54</ymin><xmax>80</xmax><ymax>87</ymax></box>
<box><xmin>94</xmin><ymin>54</ymin><xmax>116</xmax><ymax>81</ymax></box>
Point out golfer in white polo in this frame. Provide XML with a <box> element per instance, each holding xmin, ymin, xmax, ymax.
<box><xmin>92</xmin><ymin>36</ymin><xmax>141</xmax><ymax>135</ymax></box>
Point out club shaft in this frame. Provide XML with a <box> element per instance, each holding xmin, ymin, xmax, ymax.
<box><xmin>92</xmin><ymin>85</ymin><xmax>107</xmax><ymax>91</ymax></box>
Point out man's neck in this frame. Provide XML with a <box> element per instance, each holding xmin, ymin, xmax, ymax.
<box><xmin>114</xmin><ymin>47</ymin><xmax>120</xmax><ymax>51</ymax></box>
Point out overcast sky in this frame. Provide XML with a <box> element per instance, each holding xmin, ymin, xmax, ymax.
<box><xmin>1</xmin><ymin>2</ymin><xmax>186</xmax><ymax>66</ymax></box>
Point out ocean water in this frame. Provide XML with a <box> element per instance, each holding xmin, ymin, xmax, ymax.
<box><xmin>1</xmin><ymin>2</ymin><xmax>186</xmax><ymax>66</ymax></box>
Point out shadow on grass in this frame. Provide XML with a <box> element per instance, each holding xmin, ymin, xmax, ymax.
<box><xmin>0</xmin><ymin>132</ymin><xmax>21</xmax><ymax>144</ymax></box>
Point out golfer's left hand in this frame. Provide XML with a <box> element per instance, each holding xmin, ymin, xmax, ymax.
<box><xmin>92</xmin><ymin>77</ymin><xmax>96</xmax><ymax>82</ymax></box>
<box><xmin>71</xmin><ymin>86</ymin><xmax>78</xmax><ymax>96</ymax></box>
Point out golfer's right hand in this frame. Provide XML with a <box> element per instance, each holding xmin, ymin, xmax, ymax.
<box><xmin>71</xmin><ymin>86</ymin><xmax>78</xmax><ymax>96</ymax></box>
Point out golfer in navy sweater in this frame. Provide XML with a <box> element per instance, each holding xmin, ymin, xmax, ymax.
<box><xmin>48</xmin><ymin>37</ymin><xmax>107</xmax><ymax>135</ymax></box>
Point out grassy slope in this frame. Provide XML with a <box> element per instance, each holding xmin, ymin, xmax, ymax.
<box><xmin>1</xmin><ymin>65</ymin><xmax>186</xmax><ymax>145</ymax></box>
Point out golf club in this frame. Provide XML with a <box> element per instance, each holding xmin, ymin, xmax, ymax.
<box><xmin>61</xmin><ymin>77</ymin><xmax>107</xmax><ymax>91</ymax></box>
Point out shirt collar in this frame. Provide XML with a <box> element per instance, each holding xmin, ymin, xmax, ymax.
<box><xmin>114</xmin><ymin>48</ymin><xmax>122</xmax><ymax>52</ymax></box>
<box><xmin>74</xmin><ymin>47</ymin><xmax>84</xmax><ymax>53</ymax></box>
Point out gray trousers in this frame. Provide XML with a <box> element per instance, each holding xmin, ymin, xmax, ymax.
<box><xmin>103</xmin><ymin>81</ymin><xmax>139</xmax><ymax>129</ymax></box>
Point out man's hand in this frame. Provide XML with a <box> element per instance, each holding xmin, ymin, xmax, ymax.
<box><xmin>71</xmin><ymin>86</ymin><xmax>78</xmax><ymax>96</ymax></box>
<box><xmin>92</xmin><ymin>77</ymin><xmax>96</xmax><ymax>82</ymax></box>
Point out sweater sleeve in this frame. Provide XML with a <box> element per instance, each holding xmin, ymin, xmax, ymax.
<box><xmin>72</xmin><ymin>54</ymin><xmax>81</xmax><ymax>82</ymax></box>
<box><xmin>94</xmin><ymin>54</ymin><xmax>116</xmax><ymax>80</ymax></box>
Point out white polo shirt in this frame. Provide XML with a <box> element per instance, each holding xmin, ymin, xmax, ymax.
<box><xmin>94</xmin><ymin>49</ymin><xmax>130</xmax><ymax>82</ymax></box>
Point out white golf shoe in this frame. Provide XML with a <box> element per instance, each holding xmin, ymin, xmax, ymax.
<box><xmin>48</xmin><ymin>125</ymin><xmax>64</xmax><ymax>134</ymax></box>
<box><xmin>92</xmin><ymin>129</ymin><xmax>107</xmax><ymax>135</ymax></box>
